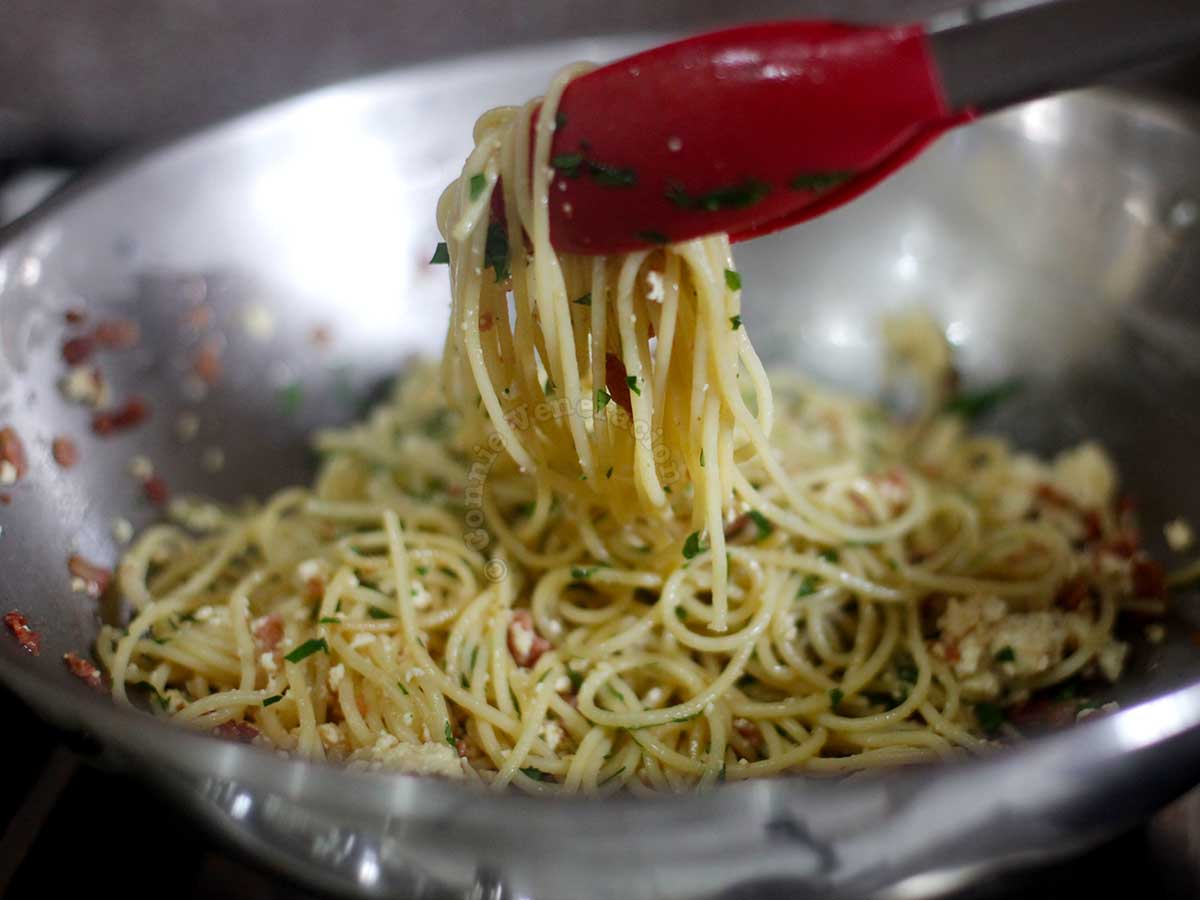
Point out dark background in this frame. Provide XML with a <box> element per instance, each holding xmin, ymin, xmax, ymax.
<box><xmin>2</xmin><ymin>1</ymin><xmax>1200</xmax><ymax>897</ymax></box>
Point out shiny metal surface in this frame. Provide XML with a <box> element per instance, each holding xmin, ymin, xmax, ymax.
<box><xmin>2</xmin><ymin>35</ymin><xmax>1200</xmax><ymax>900</ymax></box>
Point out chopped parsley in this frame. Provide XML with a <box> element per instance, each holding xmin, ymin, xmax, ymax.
<box><xmin>468</xmin><ymin>173</ymin><xmax>487</xmax><ymax>201</ymax></box>
<box><xmin>318</xmin><ymin>616</ymin><xmax>341</xmax><ymax>625</ymax></box>
<box><xmin>599</xmin><ymin>766</ymin><xmax>626</xmax><ymax>787</ymax></box>
<box><xmin>444</xmin><ymin>721</ymin><xmax>455</xmax><ymax>748</ymax></box>
<box><xmin>520</xmin><ymin>766</ymin><xmax>549</xmax><ymax>782</ymax></box>
<box><xmin>570</xmin><ymin>566</ymin><xmax>601</xmax><ymax>580</ymax></box>
<box><xmin>607</xmin><ymin>684</ymin><xmax>625</xmax><ymax>702</ymax></box>
<box><xmin>605</xmin><ymin>466</ymin><xmax>613</xmax><ymax>479</ymax></box>
<box><xmin>818</xmin><ymin>548</ymin><xmax>840</xmax><ymax>564</ymax></box>
<box><xmin>636</xmin><ymin>230</ymin><xmax>668</xmax><ymax>245</ymax></box>
<box><xmin>544</xmin><ymin>378</ymin><xmax>556</xmax><ymax>396</ymax></box>
<box><xmin>367</xmin><ymin>606</ymin><xmax>394</xmax><ymax>620</ymax></box>
<box><xmin>789</xmin><ymin>171</ymin><xmax>855</xmax><ymax>193</ymax></box>
<box><xmin>284</xmin><ymin>638</ymin><xmax>328</xmax><ymax>663</ymax></box>
<box><xmin>730</xmin><ymin>315</ymin><xmax>742</xmax><ymax>331</ymax></box>
<box><xmin>943</xmin><ymin>380</ymin><xmax>1023</xmax><ymax>421</ymax></box>
<box><xmin>573</xmin><ymin>292</ymin><xmax>592</xmax><ymax>306</ymax></box>
<box><xmin>567</xmin><ymin>669</ymin><xmax>584</xmax><ymax>692</ymax></box>
<box><xmin>626</xmin><ymin>375</ymin><xmax>641</xmax><ymax>396</ymax></box>
<box><xmin>796</xmin><ymin>575</ymin><xmax>819</xmax><ymax>598</ymax></box>
<box><xmin>595</xmin><ymin>388</ymin><xmax>612</xmax><ymax>410</ymax></box>
<box><xmin>483</xmin><ymin>222</ymin><xmax>510</xmax><ymax>282</ymax></box>
<box><xmin>278</xmin><ymin>382</ymin><xmax>303</xmax><ymax>416</ymax></box>
<box><xmin>897</xmin><ymin>659</ymin><xmax>919</xmax><ymax>684</ymax></box>
<box><xmin>416</xmin><ymin>565</ymin><xmax>429</xmax><ymax>576</ymax></box>
<box><xmin>699</xmin><ymin>448</ymin><xmax>705</xmax><ymax>468</ymax></box>
<box><xmin>554</xmin><ymin>111</ymin><xmax>567</xmax><ymax>130</ymax></box>
<box><xmin>430</xmin><ymin>242</ymin><xmax>450</xmax><ymax>264</ymax></box>
<box><xmin>469</xmin><ymin>645</ymin><xmax>478</xmax><ymax>671</ymax></box>
<box><xmin>674</xmin><ymin>607</ymin><xmax>688</xmax><ymax>622</ymax></box>
<box><xmin>747</xmin><ymin>510</ymin><xmax>773</xmax><ymax>540</ymax></box>
<box><xmin>829</xmin><ymin>688</ymin><xmax>844</xmax><ymax>707</ymax></box>
<box><xmin>724</xmin><ymin>269</ymin><xmax>742</xmax><ymax>291</ymax></box>
<box><xmin>995</xmin><ymin>646</ymin><xmax>1016</xmax><ymax>663</ymax></box>
<box><xmin>975</xmin><ymin>702</ymin><xmax>1006</xmax><ymax>734</ymax></box>
<box><xmin>682</xmin><ymin>530</ymin><xmax>707</xmax><ymax>560</ymax></box>
<box><xmin>396</xmin><ymin>681</ymin><xmax>409</xmax><ymax>695</ymax></box>
<box><xmin>262</xmin><ymin>694</ymin><xmax>284</xmax><ymax>707</ymax></box>
<box><xmin>588</xmin><ymin>161</ymin><xmax>637</xmax><ymax>187</ymax></box>
<box><xmin>551</xmin><ymin>152</ymin><xmax>584</xmax><ymax>177</ymax></box>
<box><xmin>666</xmin><ymin>178</ymin><xmax>770</xmax><ymax>212</ymax></box>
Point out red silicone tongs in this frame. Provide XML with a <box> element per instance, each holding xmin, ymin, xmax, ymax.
<box><xmin>527</xmin><ymin>0</ymin><xmax>1200</xmax><ymax>255</ymax></box>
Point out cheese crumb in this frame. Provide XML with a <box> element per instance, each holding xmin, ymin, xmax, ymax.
<box><xmin>128</xmin><ymin>455</ymin><xmax>154</xmax><ymax>481</ymax></box>
<box><xmin>175</xmin><ymin>412</ymin><xmax>201</xmax><ymax>442</ymax></box>
<box><xmin>260</xmin><ymin>652</ymin><xmax>277</xmax><ymax>672</ymax></box>
<box><xmin>327</xmin><ymin>663</ymin><xmax>346</xmax><ymax>691</ymax></box>
<box><xmin>350</xmin><ymin>633</ymin><xmax>376</xmax><ymax>649</ymax></box>
<box><xmin>1165</xmin><ymin>518</ymin><xmax>1194</xmax><ymax>551</ymax></box>
<box><xmin>0</xmin><ymin>461</ymin><xmax>17</xmax><ymax>486</ymax></box>
<box><xmin>111</xmin><ymin>517</ymin><xmax>134</xmax><ymax>544</ymax></box>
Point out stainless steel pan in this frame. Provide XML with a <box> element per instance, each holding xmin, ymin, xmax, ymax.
<box><xmin>3</xmin><ymin>34</ymin><xmax>1200</xmax><ymax>900</ymax></box>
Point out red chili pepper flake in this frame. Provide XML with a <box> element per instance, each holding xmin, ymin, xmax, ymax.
<box><xmin>0</xmin><ymin>426</ymin><xmax>28</xmax><ymax>484</ymax></box>
<box><xmin>68</xmin><ymin>554</ymin><xmax>113</xmax><ymax>597</ymax></box>
<box><xmin>64</xmin><ymin>309</ymin><xmax>87</xmax><ymax>325</ymax></box>
<box><xmin>477</xmin><ymin>313</ymin><xmax>495</xmax><ymax>333</ymax></box>
<box><xmin>212</xmin><ymin>720</ymin><xmax>260</xmax><ymax>743</ymax></box>
<box><xmin>61</xmin><ymin>335</ymin><xmax>95</xmax><ymax>365</ymax></box>
<box><xmin>1132</xmin><ymin>556</ymin><xmax>1167</xmax><ymax>601</ymax></box>
<box><xmin>193</xmin><ymin>342</ymin><xmax>222</xmax><ymax>386</ymax></box>
<box><xmin>1082</xmin><ymin>511</ymin><xmax>1103</xmax><ymax>542</ymax></box>
<box><xmin>4</xmin><ymin>611</ymin><xmax>41</xmax><ymax>655</ymax></box>
<box><xmin>63</xmin><ymin>651</ymin><xmax>104</xmax><ymax>690</ymax></box>
<box><xmin>1056</xmin><ymin>575</ymin><xmax>1090</xmax><ymax>611</ymax></box>
<box><xmin>142</xmin><ymin>475</ymin><xmax>169</xmax><ymax>506</ymax></box>
<box><xmin>605</xmin><ymin>352</ymin><xmax>633</xmax><ymax>415</ymax></box>
<box><xmin>92</xmin><ymin>397</ymin><xmax>149</xmax><ymax>436</ymax></box>
<box><xmin>51</xmin><ymin>436</ymin><xmax>79</xmax><ymax>468</ymax></box>
<box><xmin>92</xmin><ymin>318</ymin><xmax>140</xmax><ymax>350</ymax></box>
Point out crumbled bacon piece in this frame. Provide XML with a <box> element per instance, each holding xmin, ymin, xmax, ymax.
<box><xmin>1132</xmin><ymin>556</ymin><xmax>1167</xmax><ymax>601</ymax></box>
<box><xmin>477</xmin><ymin>313</ymin><xmax>494</xmax><ymax>333</ymax></box>
<box><xmin>455</xmin><ymin>738</ymin><xmax>470</xmax><ymax>758</ymax></box>
<box><xmin>1081</xmin><ymin>510</ymin><xmax>1103</xmax><ymax>543</ymax></box>
<box><xmin>93</xmin><ymin>318</ymin><xmax>140</xmax><ymax>350</ymax></box>
<box><xmin>1056</xmin><ymin>575</ymin><xmax>1090</xmax><ymax>611</ymax></box>
<box><xmin>64</xmin><ymin>309</ymin><xmax>86</xmax><ymax>325</ymax></box>
<box><xmin>304</xmin><ymin>577</ymin><xmax>325</xmax><ymax>602</ymax></box>
<box><xmin>1035</xmin><ymin>483</ymin><xmax>1075</xmax><ymax>509</ymax></box>
<box><xmin>64</xmin><ymin>651</ymin><xmax>104</xmax><ymax>690</ymax></box>
<box><xmin>4</xmin><ymin>611</ymin><xmax>40</xmax><ymax>655</ymax></box>
<box><xmin>52</xmin><ymin>436</ymin><xmax>79</xmax><ymax>468</ymax></box>
<box><xmin>68</xmin><ymin>554</ymin><xmax>112</xmax><ymax>596</ymax></box>
<box><xmin>193</xmin><ymin>342</ymin><xmax>222</xmax><ymax>386</ymax></box>
<box><xmin>212</xmin><ymin>720</ymin><xmax>260</xmax><ymax>743</ymax></box>
<box><xmin>62</xmin><ymin>335</ymin><xmax>95</xmax><ymax>365</ymax></box>
<box><xmin>724</xmin><ymin>513</ymin><xmax>752</xmax><ymax>541</ymax></box>
<box><xmin>253</xmin><ymin>613</ymin><xmax>284</xmax><ymax>651</ymax></box>
<box><xmin>142</xmin><ymin>475</ymin><xmax>169</xmax><ymax>506</ymax></box>
<box><xmin>507</xmin><ymin>609</ymin><xmax>550</xmax><ymax>668</ymax></box>
<box><xmin>0</xmin><ymin>427</ymin><xmax>28</xmax><ymax>483</ymax></box>
<box><xmin>92</xmin><ymin>397</ymin><xmax>149</xmax><ymax>435</ymax></box>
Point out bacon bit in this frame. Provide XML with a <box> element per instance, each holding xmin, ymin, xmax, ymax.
<box><xmin>724</xmin><ymin>513</ymin><xmax>752</xmax><ymax>541</ymax></box>
<box><xmin>1056</xmin><ymin>575</ymin><xmax>1090</xmax><ymax>611</ymax></box>
<box><xmin>193</xmin><ymin>341</ymin><xmax>223</xmax><ymax>386</ymax></box>
<box><xmin>1082</xmin><ymin>511</ymin><xmax>1103</xmax><ymax>542</ymax></box>
<box><xmin>507</xmin><ymin>609</ymin><xmax>551</xmax><ymax>668</ymax></box>
<box><xmin>455</xmin><ymin>738</ymin><xmax>470</xmax><ymax>758</ymax></box>
<box><xmin>0</xmin><ymin>427</ymin><xmax>28</xmax><ymax>483</ymax></box>
<box><xmin>61</xmin><ymin>335</ymin><xmax>95</xmax><ymax>365</ymax></box>
<box><xmin>1035</xmin><ymin>483</ymin><xmax>1075</xmax><ymax>509</ymax></box>
<box><xmin>68</xmin><ymin>554</ymin><xmax>112</xmax><ymax>597</ymax></box>
<box><xmin>304</xmin><ymin>577</ymin><xmax>325</xmax><ymax>602</ymax></box>
<box><xmin>92</xmin><ymin>397</ymin><xmax>149</xmax><ymax>435</ymax></box>
<box><xmin>63</xmin><ymin>651</ymin><xmax>104</xmax><ymax>690</ymax></box>
<box><xmin>478</xmin><ymin>313</ymin><xmax>494</xmax><ymax>333</ymax></box>
<box><xmin>64</xmin><ymin>309</ymin><xmax>86</xmax><ymax>325</ymax></box>
<box><xmin>734</xmin><ymin>718</ymin><xmax>761</xmax><ymax>741</ymax></box>
<box><xmin>212</xmin><ymin>720</ymin><xmax>260</xmax><ymax>743</ymax></box>
<box><xmin>605</xmin><ymin>352</ymin><xmax>633</xmax><ymax>415</ymax></box>
<box><xmin>1132</xmin><ymin>556</ymin><xmax>1167</xmax><ymax>601</ymax></box>
<box><xmin>309</xmin><ymin>325</ymin><xmax>333</xmax><ymax>347</ymax></box>
<box><xmin>937</xmin><ymin>642</ymin><xmax>961</xmax><ymax>664</ymax></box>
<box><xmin>1008</xmin><ymin>698</ymin><xmax>1076</xmax><ymax>731</ymax></box>
<box><xmin>253</xmin><ymin>614</ymin><xmax>284</xmax><ymax>651</ymax></box>
<box><xmin>93</xmin><ymin>318</ymin><xmax>140</xmax><ymax>350</ymax></box>
<box><xmin>4</xmin><ymin>611</ymin><xmax>40</xmax><ymax>655</ymax></box>
<box><xmin>1103</xmin><ymin>532</ymin><xmax>1139</xmax><ymax>559</ymax></box>
<box><xmin>51</xmin><ymin>436</ymin><xmax>79</xmax><ymax>468</ymax></box>
<box><xmin>142</xmin><ymin>475</ymin><xmax>169</xmax><ymax>506</ymax></box>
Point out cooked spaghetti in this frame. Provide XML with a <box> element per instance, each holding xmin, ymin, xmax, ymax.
<box><xmin>98</xmin><ymin>66</ymin><xmax>1165</xmax><ymax>794</ymax></box>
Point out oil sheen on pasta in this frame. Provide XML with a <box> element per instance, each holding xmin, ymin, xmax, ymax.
<box><xmin>99</xmin><ymin>66</ymin><xmax>1161</xmax><ymax>794</ymax></box>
